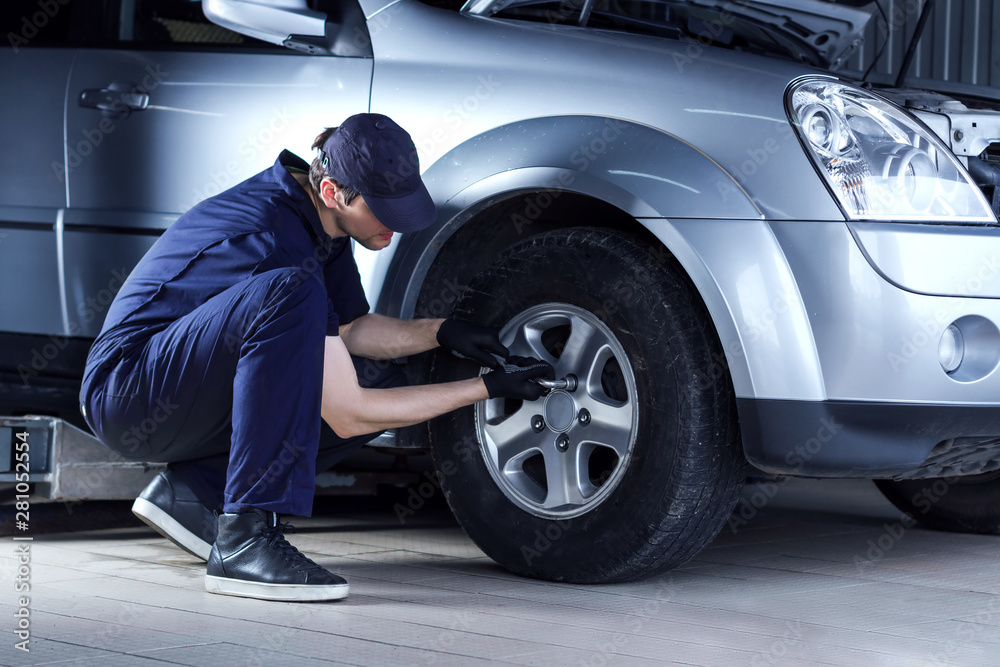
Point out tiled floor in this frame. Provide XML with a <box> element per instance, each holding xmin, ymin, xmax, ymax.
<box><xmin>1</xmin><ymin>478</ymin><xmax>998</xmax><ymax>666</ymax></box>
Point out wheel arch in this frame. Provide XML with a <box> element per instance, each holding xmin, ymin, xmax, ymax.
<box><xmin>377</xmin><ymin>113</ymin><xmax>760</xmax><ymax>315</ymax></box>
<box><xmin>381</xmin><ymin>190</ymin><xmax>764</xmax><ymax>404</ymax></box>
<box><xmin>376</xmin><ymin>115</ymin><xmax>791</xmax><ymax>402</ymax></box>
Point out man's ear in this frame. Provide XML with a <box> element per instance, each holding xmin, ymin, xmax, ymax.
<box><xmin>319</xmin><ymin>178</ymin><xmax>341</xmax><ymax>208</ymax></box>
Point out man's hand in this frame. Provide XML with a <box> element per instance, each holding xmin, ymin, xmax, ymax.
<box><xmin>482</xmin><ymin>356</ymin><xmax>555</xmax><ymax>401</ymax></box>
<box><xmin>436</xmin><ymin>319</ymin><xmax>509</xmax><ymax>369</ymax></box>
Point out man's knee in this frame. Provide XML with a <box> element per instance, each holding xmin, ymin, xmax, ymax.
<box><xmin>262</xmin><ymin>266</ymin><xmax>320</xmax><ymax>288</ymax></box>
<box><xmin>258</xmin><ymin>267</ymin><xmax>326</xmax><ymax>316</ymax></box>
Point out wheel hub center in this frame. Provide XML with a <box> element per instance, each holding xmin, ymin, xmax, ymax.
<box><xmin>543</xmin><ymin>391</ymin><xmax>576</xmax><ymax>432</ymax></box>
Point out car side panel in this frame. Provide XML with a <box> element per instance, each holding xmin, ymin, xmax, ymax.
<box><xmin>0</xmin><ymin>50</ymin><xmax>75</xmax><ymax>336</ymax></box>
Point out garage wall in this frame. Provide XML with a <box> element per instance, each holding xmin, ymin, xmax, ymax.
<box><xmin>846</xmin><ymin>0</ymin><xmax>1000</xmax><ymax>88</ymax></box>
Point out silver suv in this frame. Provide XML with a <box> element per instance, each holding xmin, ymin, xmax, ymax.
<box><xmin>2</xmin><ymin>0</ymin><xmax>1000</xmax><ymax>582</ymax></box>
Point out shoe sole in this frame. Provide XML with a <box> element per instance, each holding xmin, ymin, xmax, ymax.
<box><xmin>132</xmin><ymin>497</ymin><xmax>213</xmax><ymax>561</ymax></box>
<box><xmin>205</xmin><ymin>575</ymin><xmax>349</xmax><ymax>601</ymax></box>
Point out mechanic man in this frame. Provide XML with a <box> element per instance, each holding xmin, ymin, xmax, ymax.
<box><xmin>79</xmin><ymin>113</ymin><xmax>553</xmax><ymax>602</ymax></box>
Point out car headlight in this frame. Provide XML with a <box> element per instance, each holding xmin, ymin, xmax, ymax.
<box><xmin>786</xmin><ymin>78</ymin><xmax>995</xmax><ymax>223</ymax></box>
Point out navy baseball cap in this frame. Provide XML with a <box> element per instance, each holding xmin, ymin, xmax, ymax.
<box><xmin>320</xmin><ymin>113</ymin><xmax>437</xmax><ymax>233</ymax></box>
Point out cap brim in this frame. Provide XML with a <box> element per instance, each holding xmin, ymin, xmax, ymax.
<box><xmin>365</xmin><ymin>182</ymin><xmax>438</xmax><ymax>233</ymax></box>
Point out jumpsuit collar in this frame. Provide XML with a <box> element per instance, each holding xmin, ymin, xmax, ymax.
<box><xmin>273</xmin><ymin>150</ymin><xmax>334</xmax><ymax>254</ymax></box>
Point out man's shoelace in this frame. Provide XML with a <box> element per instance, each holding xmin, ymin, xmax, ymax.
<box><xmin>261</xmin><ymin>522</ymin><xmax>326</xmax><ymax>574</ymax></box>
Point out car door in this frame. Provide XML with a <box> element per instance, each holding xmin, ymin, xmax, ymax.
<box><xmin>62</xmin><ymin>0</ymin><xmax>374</xmax><ymax>337</ymax></box>
<box><xmin>0</xmin><ymin>0</ymin><xmax>84</xmax><ymax>338</ymax></box>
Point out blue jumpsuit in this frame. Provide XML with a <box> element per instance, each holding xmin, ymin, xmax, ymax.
<box><xmin>80</xmin><ymin>150</ymin><xmax>401</xmax><ymax>517</ymax></box>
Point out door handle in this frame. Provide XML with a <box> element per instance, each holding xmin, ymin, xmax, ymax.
<box><xmin>78</xmin><ymin>88</ymin><xmax>149</xmax><ymax>113</ymax></box>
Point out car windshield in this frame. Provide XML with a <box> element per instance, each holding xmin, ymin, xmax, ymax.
<box><xmin>466</xmin><ymin>0</ymin><xmax>878</xmax><ymax>70</ymax></box>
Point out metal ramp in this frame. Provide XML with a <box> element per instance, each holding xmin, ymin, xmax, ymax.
<box><xmin>0</xmin><ymin>416</ymin><xmax>164</xmax><ymax>500</ymax></box>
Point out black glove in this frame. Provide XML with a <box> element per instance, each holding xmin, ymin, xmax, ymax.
<box><xmin>436</xmin><ymin>318</ymin><xmax>509</xmax><ymax>369</ymax></box>
<box><xmin>482</xmin><ymin>356</ymin><xmax>555</xmax><ymax>401</ymax></box>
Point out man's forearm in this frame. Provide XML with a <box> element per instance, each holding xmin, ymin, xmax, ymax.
<box><xmin>340</xmin><ymin>314</ymin><xmax>444</xmax><ymax>359</ymax></box>
<box><xmin>322</xmin><ymin>377</ymin><xmax>489</xmax><ymax>438</ymax></box>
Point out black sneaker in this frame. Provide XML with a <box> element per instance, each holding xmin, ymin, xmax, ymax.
<box><xmin>132</xmin><ymin>470</ymin><xmax>217</xmax><ymax>561</ymax></box>
<box><xmin>205</xmin><ymin>509</ymin><xmax>349</xmax><ymax>602</ymax></box>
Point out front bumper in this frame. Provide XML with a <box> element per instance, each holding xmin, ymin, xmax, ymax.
<box><xmin>651</xmin><ymin>217</ymin><xmax>1000</xmax><ymax>478</ymax></box>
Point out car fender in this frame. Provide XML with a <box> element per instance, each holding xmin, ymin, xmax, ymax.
<box><xmin>375</xmin><ymin>116</ymin><xmax>824</xmax><ymax>400</ymax></box>
<box><xmin>423</xmin><ymin>115</ymin><xmax>762</xmax><ymax>221</ymax></box>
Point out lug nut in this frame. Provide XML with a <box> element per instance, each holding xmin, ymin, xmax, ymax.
<box><xmin>556</xmin><ymin>434</ymin><xmax>570</xmax><ymax>451</ymax></box>
<box><xmin>578</xmin><ymin>408</ymin><xmax>591</xmax><ymax>426</ymax></box>
<box><xmin>532</xmin><ymin>415</ymin><xmax>545</xmax><ymax>432</ymax></box>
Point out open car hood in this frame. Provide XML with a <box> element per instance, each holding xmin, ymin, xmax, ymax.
<box><xmin>677</xmin><ymin>0</ymin><xmax>876</xmax><ymax>69</ymax></box>
<box><xmin>466</xmin><ymin>0</ymin><xmax>878</xmax><ymax>70</ymax></box>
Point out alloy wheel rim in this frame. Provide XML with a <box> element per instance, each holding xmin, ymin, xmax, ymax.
<box><xmin>475</xmin><ymin>303</ymin><xmax>639</xmax><ymax>519</ymax></box>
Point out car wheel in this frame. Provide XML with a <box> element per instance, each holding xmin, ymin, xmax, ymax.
<box><xmin>874</xmin><ymin>472</ymin><xmax>1000</xmax><ymax>535</ymax></box>
<box><xmin>429</xmin><ymin>227</ymin><xmax>745</xmax><ymax>583</ymax></box>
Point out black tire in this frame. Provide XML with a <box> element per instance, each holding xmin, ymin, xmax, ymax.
<box><xmin>429</xmin><ymin>227</ymin><xmax>745</xmax><ymax>583</ymax></box>
<box><xmin>875</xmin><ymin>473</ymin><xmax>1000</xmax><ymax>535</ymax></box>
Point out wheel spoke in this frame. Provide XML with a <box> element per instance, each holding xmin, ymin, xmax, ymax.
<box><xmin>541</xmin><ymin>444</ymin><xmax>596</xmax><ymax>509</ymax></box>
<box><xmin>558</xmin><ymin>315</ymin><xmax>613</xmax><ymax>384</ymax></box>
<box><xmin>577</xmin><ymin>399</ymin><xmax>633</xmax><ymax>458</ymax></box>
<box><xmin>485</xmin><ymin>408</ymin><xmax>544</xmax><ymax>471</ymax></box>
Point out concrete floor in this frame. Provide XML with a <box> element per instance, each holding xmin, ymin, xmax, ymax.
<box><xmin>1</xmin><ymin>478</ymin><xmax>998</xmax><ymax>667</ymax></box>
